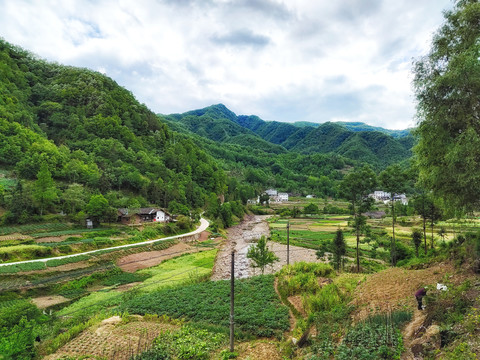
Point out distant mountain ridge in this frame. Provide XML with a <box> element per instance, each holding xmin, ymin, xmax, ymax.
<box><xmin>165</xmin><ymin>104</ymin><xmax>414</xmax><ymax>168</ymax></box>
<box><xmin>290</xmin><ymin>121</ymin><xmax>411</xmax><ymax>138</ymax></box>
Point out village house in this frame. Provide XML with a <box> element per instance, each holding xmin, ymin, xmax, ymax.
<box><xmin>274</xmin><ymin>192</ymin><xmax>289</xmax><ymax>202</ymax></box>
<box><xmin>117</xmin><ymin>208</ymin><xmax>171</xmax><ymax>225</ymax></box>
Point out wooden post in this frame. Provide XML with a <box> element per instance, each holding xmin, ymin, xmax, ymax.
<box><xmin>287</xmin><ymin>221</ymin><xmax>290</xmax><ymax>266</ymax></box>
<box><xmin>230</xmin><ymin>251</ymin><xmax>235</xmax><ymax>352</ymax></box>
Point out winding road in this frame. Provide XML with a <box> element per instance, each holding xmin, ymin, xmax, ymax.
<box><xmin>0</xmin><ymin>218</ymin><xmax>209</xmax><ymax>267</ymax></box>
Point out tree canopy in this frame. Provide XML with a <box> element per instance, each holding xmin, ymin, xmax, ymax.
<box><xmin>414</xmin><ymin>0</ymin><xmax>480</xmax><ymax>211</ymax></box>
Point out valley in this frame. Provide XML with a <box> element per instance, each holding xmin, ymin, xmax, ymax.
<box><xmin>1</xmin><ymin>1</ymin><xmax>480</xmax><ymax>357</ymax></box>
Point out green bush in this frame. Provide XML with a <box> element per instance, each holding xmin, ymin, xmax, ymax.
<box><xmin>0</xmin><ymin>299</ymin><xmax>46</xmax><ymax>359</ymax></box>
<box><xmin>305</xmin><ymin>283</ymin><xmax>343</xmax><ymax>313</ymax></box>
<box><xmin>277</xmin><ymin>262</ymin><xmax>334</xmax><ymax>296</ymax></box>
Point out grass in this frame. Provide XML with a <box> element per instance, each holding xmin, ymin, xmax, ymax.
<box><xmin>0</xmin><ymin>261</ymin><xmax>46</xmax><ymax>273</ymax></box>
<box><xmin>45</xmin><ymin>255</ymin><xmax>91</xmax><ymax>267</ymax></box>
<box><xmin>56</xmin><ymin>291</ymin><xmax>121</xmax><ymax>319</ymax></box>
<box><xmin>0</xmin><ymin>223</ymin><xmax>73</xmax><ymax>236</ymax></box>
<box><xmin>0</xmin><ymin>244</ymin><xmax>52</xmax><ymax>261</ymax></box>
<box><xmin>137</xmin><ymin>250</ymin><xmax>218</xmax><ymax>292</ymax></box>
<box><xmin>133</xmin><ymin>325</ymin><xmax>226</xmax><ymax>360</ymax></box>
<box><xmin>122</xmin><ymin>275</ymin><xmax>290</xmax><ymax>338</ymax></box>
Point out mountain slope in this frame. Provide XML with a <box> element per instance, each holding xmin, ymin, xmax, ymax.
<box><xmin>0</xmin><ymin>39</ymin><xmax>226</xmax><ymax>211</ymax></box>
<box><xmin>168</xmin><ymin>105</ymin><xmax>413</xmax><ymax>168</ymax></box>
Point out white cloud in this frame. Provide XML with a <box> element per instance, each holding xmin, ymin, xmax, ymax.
<box><xmin>0</xmin><ymin>0</ymin><xmax>453</xmax><ymax>129</ymax></box>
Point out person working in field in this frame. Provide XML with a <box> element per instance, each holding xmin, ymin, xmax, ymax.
<box><xmin>415</xmin><ymin>287</ymin><xmax>427</xmax><ymax>310</ymax></box>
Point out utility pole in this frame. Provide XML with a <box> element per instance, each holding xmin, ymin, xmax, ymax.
<box><xmin>230</xmin><ymin>250</ymin><xmax>235</xmax><ymax>352</ymax></box>
<box><xmin>287</xmin><ymin>221</ymin><xmax>290</xmax><ymax>266</ymax></box>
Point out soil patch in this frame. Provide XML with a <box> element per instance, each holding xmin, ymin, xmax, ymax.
<box><xmin>17</xmin><ymin>261</ymin><xmax>91</xmax><ymax>275</ymax></box>
<box><xmin>0</xmin><ymin>233</ymin><xmax>32</xmax><ymax>241</ymax></box>
<box><xmin>236</xmin><ymin>340</ymin><xmax>283</xmax><ymax>360</ymax></box>
<box><xmin>288</xmin><ymin>295</ymin><xmax>306</xmax><ymax>317</ymax></box>
<box><xmin>117</xmin><ymin>242</ymin><xmax>194</xmax><ymax>272</ymax></box>
<box><xmin>31</xmin><ymin>295</ymin><xmax>70</xmax><ymax>309</ymax></box>
<box><xmin>198</xmin><ymin>230</ymin><xmax>210</xmax><ymax>242</ymax></box>
<box><xmin>36</xmin><ymin>235</ymin><xmax>81</xmax><ymax>243</ymax></box>
<box><xmin>44</xmin><ymin>317</ymin><xmax>178</xmax><ymax>360</ymax></box>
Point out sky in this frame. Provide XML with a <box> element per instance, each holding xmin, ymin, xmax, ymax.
<box><xmin>0</xmin><ymin>0</ymin><xmax>453</xmax><ymax>129</ymax></box>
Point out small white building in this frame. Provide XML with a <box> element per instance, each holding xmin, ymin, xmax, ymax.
<box><xmin>393</xmin><ymin>194</ymin><xmax>408</xmax><ymax>205</ymax></box>
<box><xmin>277</xmin><ymin>192</ymin><xmax>289</xmax><ymax>202</ymax></box>
<box><xmin>265</xmin><ymin>189</ymin><xmax>278</xmax><ymax>196</ymax></box>
<box><xmin>154</xmin><ymin>209</ymin><xmax>171</xmax><ymax>222</ymax></box>
<box><xmin>372</xmin><ymin>190</ymin><xmax>391</xmax><ymax>201</ymax></box>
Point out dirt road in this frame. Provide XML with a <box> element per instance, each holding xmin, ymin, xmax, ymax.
<box><xmin>211</xmin><ymin>215</ymin><xmax>321</xmax><ymax>280</ymax></box>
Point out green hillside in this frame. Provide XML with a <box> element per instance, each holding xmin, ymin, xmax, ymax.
<box><xmin>169</xmin><ymin>105</ymin><xmax>413</xmax><ymax>169</ymax></box>
<box><xmin>0</xmin><ymin>39</ymin><xmax>226</xmax><ymax>222</ymax></box>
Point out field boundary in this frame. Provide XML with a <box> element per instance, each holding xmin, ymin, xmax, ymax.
<box><xmin>0</xmin><ymin>218</ymin><xmax>209</xmax><ymax>267</ymax></box>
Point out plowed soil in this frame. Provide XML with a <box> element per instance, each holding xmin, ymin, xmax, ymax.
<box><xmin>44</xmin><ymin>316</ymin><xmax>178</xmax><ymax>360</ymax></box>
<box><xmin>117</xmin><ymin>242</ymin><xmax>195</xmax><ymax>272</ymax></box>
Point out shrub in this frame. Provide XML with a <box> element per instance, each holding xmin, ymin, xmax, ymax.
<box><xmin>305</xmin><ymin>283</ymin><xmax>343</xmax><ymax>313</ymax></box>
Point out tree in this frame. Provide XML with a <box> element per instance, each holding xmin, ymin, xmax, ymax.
<box><xmin>62</xmin><ymin>183</ymin><xmax>87</xmax><ymax>215</ymax></box>
<box><xmin>33</xmin><ymin>163</ymin><xmax>58</xmax><ymax>216</ymax></box>
<box><xmin>414</xmin><ymin>0</ymin><xmax>480</xmax><ymax>212</ymax></box>
<box><xmin>340</xmin><ymin>165</ymin><xmax>376</xmax><ymax>272</ymax></box>
<box><xmin>85</xmin><ymin>194</ymin><xmax>109</xmax><ymax>225</ymax></box>
<box><xmin>427</xmin><ymin>199</ymin><xmax>443</xmax><ymax>250</ymax></box>
<box><xmin>332</xmin><ymin>228</ymin><xmax>346</xmax><ymax>270</ymax></box>
<box><xmin>413</xmin><ymin>192</ymin><xmax>430</xmax><ymax>255</ymax></box>
<box><xmin>379</xmin><ymin>164</ymin><xmax>406</xmax><ymax>266</ymax></box>
<box><xmin>411</xmin><ymin>229</ymin><xmax>423</xmax><ymax>257</ymax></box>
<box><xmin>247</xmin><ymin>236</ymin><xmax>279</xmax><ymax>275</ymax></box>
<box><xmin>438</xmin><ymin>227</ymin><xmax>447</xmax><ymax>244</ymax></box>
<box><xmin>303</xmin><ymin>203</ymin><xmax>319</xmax><ymax>215</ymax></box>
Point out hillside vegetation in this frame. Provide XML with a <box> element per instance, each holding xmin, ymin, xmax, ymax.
<box><xmin>0</xmin><ymin>39</ymin><xmax>227</xmax><ymax>224</ymax></box>
<box><xmin>166</xmin><ymin>104</ymin><xmax>414</xmax><ymax>169</ymax></box>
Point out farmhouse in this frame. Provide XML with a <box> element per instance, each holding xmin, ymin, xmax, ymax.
<box><xmin>275</xmin><ymin>192</ymin><xmax>289</xmax><ymax>202</ymax></box>
<box><xmin>265</xmin><ymin>189</ymin><xmax>278</xmax><ymax>196</ymax></box>
<box><xmin>118</xmin><ymin>208</ymin><xmax>171</xmax><ymax>225</ymax></box>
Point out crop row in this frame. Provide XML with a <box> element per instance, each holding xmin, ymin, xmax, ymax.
<box><xmin>0</xmin><ymin>223</ymin><xmax>72</xmax><ymax>236</ymax></box>
<box><xmin>122</xmin><ymin>275</ymin><xmax>290</xmax><ymax>338</ymax></box>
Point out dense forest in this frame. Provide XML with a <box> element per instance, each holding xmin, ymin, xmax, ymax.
<box><xmin>0</xmin><ymin>38</ymin><xmax>416</xmax><ymax>226</ymax></box>
<box><xmin>0</xmin><ymin>39</ymin><xmax>228</xmax><ymax>224</ymax></box>
<box><xmin>164</xmin><ymin>103</ymin><xmax>414</xmax><ymax>168</ymax></box>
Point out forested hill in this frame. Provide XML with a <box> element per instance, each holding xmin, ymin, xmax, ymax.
<box><xmin>0</xmin><ymin>39</ymin><xmax>226</xmax><ymax>211</ymax></box>
<box><xmin>291</xmin><ymin>121</ymin><xmax>412</xmax><ymax>138</ymax></box>
<box><xmin>164</xmin><ymin>104</ymin><xmax>414</xmax><ymax>168</ymax></box>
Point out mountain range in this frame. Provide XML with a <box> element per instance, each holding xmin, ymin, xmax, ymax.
<box><xmin>162</xmin><ymin>104</ymin><xmax>414</xmax><ymax>168</ymax></box>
